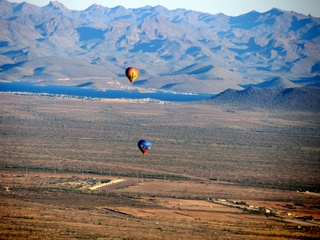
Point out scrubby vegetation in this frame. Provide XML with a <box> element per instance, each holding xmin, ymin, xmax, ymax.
<box><xmin>1</xmin><ymin>93</ymin><xmax>319</xmax><ymax>239</ymax></box>
<box><xmin>1</xmin><ymin>94</ymin><xmax>319</xmax><ymax>192</ymax></box>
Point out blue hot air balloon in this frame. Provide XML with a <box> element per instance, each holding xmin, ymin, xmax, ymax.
<box><xmin>138</xmin><ymin>139</ymin><xmax>152</xmax><ymax>154</ymax></box>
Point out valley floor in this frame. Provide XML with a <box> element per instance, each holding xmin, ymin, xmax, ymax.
<box><xmin>1</xmin><ymin>93</ymin><xmax>319</xmax><ymax>239</ymax></box>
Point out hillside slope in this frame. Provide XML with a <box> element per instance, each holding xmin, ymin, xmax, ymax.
<box><xmin>206</xmin><ymin>87</ymin><xmax>320</xmax><ymax>111</ymax></box>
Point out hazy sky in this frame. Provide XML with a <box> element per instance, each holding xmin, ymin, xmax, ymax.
<box><xmin>7</xmin><ymin>0</ymin><xmax>320</xmax><ymax>17</ymax></box>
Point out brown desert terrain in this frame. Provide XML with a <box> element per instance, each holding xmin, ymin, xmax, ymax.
<box><xmin>0</xmin><ymin>93</ymin><xmax>319</xmax><ymax>239</ymax></box>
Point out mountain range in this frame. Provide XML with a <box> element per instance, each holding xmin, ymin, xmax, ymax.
<box><xmin>0</xmin><ymin>0</ymin><xmax>320</xmax><ymax>94</ymax></box>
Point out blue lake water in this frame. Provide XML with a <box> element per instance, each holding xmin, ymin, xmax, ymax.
<box><xmin>0</xmin><ymin>81</ymin><xmax>213</xmax><ymax>102</ymax></box>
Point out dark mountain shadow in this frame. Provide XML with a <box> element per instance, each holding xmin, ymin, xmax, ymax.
<box><xmin>0</xmin><ymin>61</ymin><xmax>25</xmax><ymax>71</ymax></box>
<box><xmin>189</xmin><ymin>65</ymin><xmax>214</xmax><ymax>75</ymax></box>
<box><xmin>129</xmin><ymin>39</ymin><xmax>166</xmax><ymax>53</ymax></box>
<box><xmin>76</xmin><ymin>82</ymin><xmax>94</xmax><ymax>88</ymax></box>
<box><xmin>229</xmin><ymin>11</ymin><xmax>261</xmax><ymax>29</ymax></box>
<box><xmin>160</xmin><ymin>83</ymin><xmax>178</xmax><ymax>89</ymax></box>
<box><xmin>301</xmin><ymin>25</ymin><xmax>320</xmax><ymax>40</ymax></box>
<box><xmin>293</xmin><ymin>75</ymin><xmax>320</xmax><ymax>87</ymax></box>
<box><xmin>132</xmin><ymin>80</ymin><xmax>148</xmax><ymax>85</ymax></box>
<box><xmin>289</xmin><ymin>16</ymin><xmax>312</xmax><ymax>31</ymax></box>
<box><xmin>0</xmin><ymin>41</ymin><xmax>9</xmax><ymax>47</ymax></box>
<box><xmin>76</xmin><ymin>27</ymin><xmax>105</xmax><ymax>41</ymax></box>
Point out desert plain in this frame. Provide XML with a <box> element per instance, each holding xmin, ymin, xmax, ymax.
<box><xmin>0</xmin><ymin>93</ymin><xmax>319</xmax><ymax>239</ymax></box>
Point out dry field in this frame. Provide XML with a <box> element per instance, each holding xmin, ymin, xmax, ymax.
<box><xmin>0</xmin><ymin>93</ymin><xmax>319</xmax><ymax>239</ymax></box>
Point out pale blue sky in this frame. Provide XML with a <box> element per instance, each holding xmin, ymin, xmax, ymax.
<box><xmin>7</xmin><ymin>0</ymin><xmax>320</xmax><ymax>17</ymax></box>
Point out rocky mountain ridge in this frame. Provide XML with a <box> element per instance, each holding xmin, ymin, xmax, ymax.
<box><xmin>0</xmin><ymin>0</ymin><xmax>319</xmax><ymax>93</ymax></box>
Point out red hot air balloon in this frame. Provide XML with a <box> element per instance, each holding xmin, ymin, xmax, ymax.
<box><xmin>125</xmin><ymin>67</ymin><xmax>139</xmax><ymax>83</ymax></box>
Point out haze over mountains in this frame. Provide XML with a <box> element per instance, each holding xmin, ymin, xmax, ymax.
<box><xmin>0</xmin><ymin>0</ymin><xmax>320</xmax><ymax>94</ymax></box>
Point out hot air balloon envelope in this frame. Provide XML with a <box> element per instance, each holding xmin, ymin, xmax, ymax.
<box><xmin>125</xmin><ymin>67</ymin><xmax>139</xmax><ymax>83</ymax></box>
<box><xmin>138</xmin><ymin>139</ymin><xmax>152</xmax><ymax>154</ymax></box>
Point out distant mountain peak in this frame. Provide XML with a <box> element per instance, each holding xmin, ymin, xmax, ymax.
<box><xmin>14</xmin><ymin>1</ymin><xmax>40</xmax><ymax>13</ymax></box>
<box><xmin>267</xmin><ymin>7</ymin><xmax>286</xmax><ymax>15</ymax></box>
<box><xmin>85</xmin><ymin>4</ymin><xmax>106</xmax><ymax>11</ymax></box>
<box><xmin>153</xmin><ymin>5</ymin><xmax>169</xmax><ymax>12</ymax></box>
<box><xmin>46</xmin><ymin>1</ymin><xmax>67</xmax><ymax>11</ymax></box>
<box><xmin>112</xmin><ymin>5</ymin><xmax>128</xmax><ymax>11</ymax></box>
